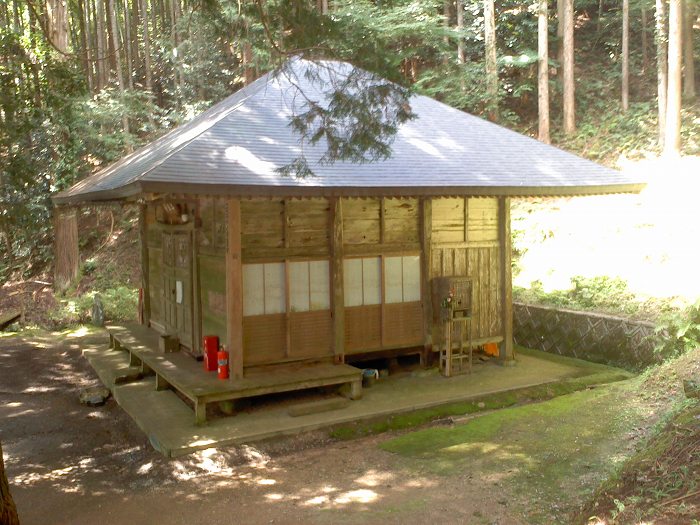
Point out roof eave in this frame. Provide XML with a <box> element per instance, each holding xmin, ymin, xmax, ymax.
<box><xmin>139</xmin><ymin>180</ymin><xmax>646</xmax><ymax>198</ymax></box>
<box><xmin>51</xmin><ymin>180</ymin><xmax>646</xmax><ymax>205</ymax></box>
<box><xmin>51</xmin><ymin>181</ymin><xmax>144</xmax><ymax>206</ymax></box>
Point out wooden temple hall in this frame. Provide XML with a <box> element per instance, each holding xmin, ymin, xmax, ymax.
<box><xmin>53</xmin><ymin>58</ymin><xmax>643</xmax><ymax>424</ymax></box>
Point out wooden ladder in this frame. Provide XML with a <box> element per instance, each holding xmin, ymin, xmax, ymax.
<box><xmin>439</xmin><ymin>315</ymin><xmax>472</xmax><ymax>377</ymax></box>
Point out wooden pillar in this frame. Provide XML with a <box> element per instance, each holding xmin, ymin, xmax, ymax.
<box><xmin>330</xmin><ymin>197</ymin><xmax>345</xmax><ymax>363</ymax></box>
<box><xmin>226</xmin><ymin>198</ymin><xmax>244</xmax><ymax>380</ymax></box>
<box><xmin>498</xmin><ymin>196</ymin><xmax>514</xmax><ymax>360</ymax></box>
<box><xmin>53</xmin><ymin>206</ymin><xmax>80</xmax><ymax>293</ymax></box>
<box><xmin>139</xmin><ymin>204</ymin><xmax>151</xmax><ymax>325</ymax></box>
<box><xmin>420</xmin><ymin>197</ymin><xmax>433</xmax><ymax>366</ymax></box>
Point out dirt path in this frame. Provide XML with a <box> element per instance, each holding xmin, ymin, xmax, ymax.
<box><xmin>0</xmin><ymin>332</ymin><xmax>519</xmax><ymax>525</ymax></box>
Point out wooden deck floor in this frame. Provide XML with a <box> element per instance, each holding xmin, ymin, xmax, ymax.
<box><xmin>107</xmin><ymin>324</ymin><xmax>362</xmax><ymax>424</ymax></box>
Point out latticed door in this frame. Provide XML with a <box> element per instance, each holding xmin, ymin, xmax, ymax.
<box><xmin>161</xmin><ymin>230</ymin><xmax>193</xmax><ymax>349</ymax></box>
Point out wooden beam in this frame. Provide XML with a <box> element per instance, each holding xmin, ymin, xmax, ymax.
<box><xmin>330</xmin><ymin>197</ymin><xmax>345</xmax><ymax>363</ymax></box>
<box><xmin>498</xmin><ymin>197</ymin><xmax>514</xmax><ymax>360</ymax></box>
<box><xmin>191</xmin><ymin>201</ymin><xmax>202</xmax><ymax>355</ymax></box>
<box><xmin>226</xmin><ymin>198</ymin><xmax>244</xmax><ymax>379</ymax></box>
<box><xmin>420</xmin><ymin>197</ymin><xmax>433</xmax><ymax>364</ymax></box>
<box><xmin>139</xmin><ymin>204</ymin><xmax>151</xmax><ymax>326</ymax></box>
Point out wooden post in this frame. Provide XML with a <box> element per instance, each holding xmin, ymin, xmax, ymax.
<box><xmin>53</xmin><ymin>206</ymin><xmax>80</xmax><ymax>293</ymax></box>
<box><xmin>420</xmin><ymin>197</ymin><xmax>433</xmax><ymax>365</ymax></box>
<box><xmin>498</xmin><ymin>197</ymin><xmax>514</xmax><ymax>361</ymax></box>
<box><xmin>139</xmin><ymin>204</ymin><xmax>151</xmax><ymax>325</ymax></box>
<box><xmin>226</xmin><ymin>198</ymin><xmax>244</xmax><ymax>380</ymax></box>
<box><xmin>330</xmin><ymin>197</ymin><xmax>345</xmax><ymax>363</ymax></box>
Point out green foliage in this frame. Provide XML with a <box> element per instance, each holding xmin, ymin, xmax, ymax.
<box><xmin>48</xmin><ymin>286</ymin><xmax>138</xmax><ymax>328</ymax></box>
<box><xmin>515</xmin><ymin>276</ymin><xmax>640</xmax><ymax>315</ymax></box>
<box><xmin>654</xmin><ymin>299</ymin><xmax>700</xmax><ymax>361</ymax></box>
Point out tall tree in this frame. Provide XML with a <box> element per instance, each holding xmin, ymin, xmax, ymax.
<box><xmin>562</xmin><ymin>0</ymin><xmax>575</xmax><ymax>134</ymax></box>
<box><xmin>683</xmin><ymin>0</ymin><xmax>695</xmax><ymax>99</ymax></box>
<box><xmin>622</xmin><ymin>0</ymin><xmax>630</xmax><ymax>111</ymax></box>
<box><xmin>456</xmin><ymin>0</ymin><xmax>465</xmax><ymax>64</ymax></box>
<box><xmin>139</xmin><ymin>0</ymin><xmax>152</xmax><ymax>92</ymax></box>
<box><xmin>47</xmin><ymin>0</ymin><xmax>70</xmax><ymax>58</ymax></box>
<box><xmin>642</xmin><ymin>6</ymin><xmax>650</xmax><ymax>73</ymax></box>
<box><xmin>664</xmin><ymin>0</ymin><xmax>683</xmax><ymax>155</ymax></box>
<box><xmin>656</xmin><ymin>0</ymin><xmax>668</xmax><ymax>147</ymax></box>
<box><xmin>538</xmin><ymin>0</ymin><xmax>550</xmax><ymax>143</ymax></box>
<box><xmin>484</xmin><ymin>0</ymin><xmax>498</xmax><ymax>121</ymax></box>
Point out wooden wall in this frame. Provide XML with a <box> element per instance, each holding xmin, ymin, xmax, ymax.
<box><xmin>143</xmin><ymin>193</ymin><xmax>509</xmax><ymax>369</ymax></box>
<box><xmin>341</xmin><ymin>197</ymin><xmax>424</xmax><ymax>355</ymax></box>
<box><xmin>239</xmin><ymin>197</ymin><xmax>333</xmax><ymax>366</ymax></box>
<box><xmin>429</xmin><ymin>197</ymin><xmax>503</xmax><ymax>345</ymax></box>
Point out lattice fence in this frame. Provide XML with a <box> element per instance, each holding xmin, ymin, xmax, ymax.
<box><xmin>513</xmin><ymin>302</ymin><xmax>659</xmax><ymax>370</ymax></box>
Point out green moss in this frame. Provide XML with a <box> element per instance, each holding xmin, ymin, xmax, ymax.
<box><xmin>380</xmin><ymin>379</ymin><xmax>648</xmax><ymax>523</ymax></box>
<box><xmin>328</xmin><ymin>364</ymin><xmax>632</xmax><ymax>441</ymax></box>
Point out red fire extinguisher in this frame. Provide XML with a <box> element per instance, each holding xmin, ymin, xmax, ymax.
<box><xmin>217</xmin><ymin>346</ymin><xmax>229</xmax><ymax>380</ymax></box>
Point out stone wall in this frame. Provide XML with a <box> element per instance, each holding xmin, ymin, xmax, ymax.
<box><xmin>513</xmin><ymin>302</ymin><xmax>658</xmax><ymax>370</ymax></box>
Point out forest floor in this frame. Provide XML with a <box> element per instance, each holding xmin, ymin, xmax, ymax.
<box><xmin>1</xmin><ymin>329</ymin><xmax>697</xmax><ymax>525</ymax></box>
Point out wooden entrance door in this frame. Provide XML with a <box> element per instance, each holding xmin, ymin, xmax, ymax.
<box><xmin>162</xmin><ymin>230</ymin><xmax>193</xmax><ymax>349</ymax></box>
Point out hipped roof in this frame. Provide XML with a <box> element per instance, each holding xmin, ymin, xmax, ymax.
<box><xmin>53</xmin><ymin>58</ymin><xmax>644</xmax><ymax>205</ymax></box>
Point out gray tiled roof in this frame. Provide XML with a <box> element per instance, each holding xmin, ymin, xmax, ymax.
<box><xmin>54</xmin><ymin>58</ymin><xmax>644</xmax><ymax>204</ymax></box>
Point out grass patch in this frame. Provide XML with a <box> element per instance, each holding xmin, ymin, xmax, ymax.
<box><xmin>380</xmin><ymin>378</ymin><xmax>651</xmax><ymax>523</ymax></box>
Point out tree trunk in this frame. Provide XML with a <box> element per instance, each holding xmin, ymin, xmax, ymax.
<box><xmin>642</xmin><ymin>7</ymin><xmax>649</xmax><ymax>74</ymax></box>
<box><xmin>131</xmin><ymin>0</ymin><xmax>140</xmax><ymax>85</ymax></box>
<box><xmin>123</xmin><ymin>0</ymin><xmax>133</xmax><ymax>88</ymax></box>
<box><xmin>683</xmin><ymin>0</ymin><xmax>695</xmax><ymax>98</ymax></box>
<box><xmin>77</xmin><ymin>0</ymin><xmax>93</xmax><ymax>91</ymax></box>
<box><xmin>456</xmin><ymin>0</ymin><xmax>464</xmax><ymax>64</ymax></box>
<box><xmin>656</xmin><ymin>0</ymin><xmax>668</xmax><ymax>147</ymax></box>
<box><xmin>108</xmin><ymin>0</ymin><xmax>130</xmax><ymax>135</ymax></box>
<box><xmin>105</xmin><ymin>0</ymin><xmax>118</xmax><ymax>72</ymax></box>
<box><xmin>443</xmin><ymin>0</ymin><xmax>451</xmax><ymax>64</ymax></box>
<box><xmin>622</xmin><ymin>0</ymin><xmax>630</xmax><ymax>111</ymax></box>
<box><xmin>538</xmin><ymin>0</ymin><xmax>550</xmax><ymax>143</ymax></box>
<box><xmin>557</xmin><ymin>0</ymin><xmax>564</xmax><ymax>67</ymax></box>
<box><xmin>562</xmin><ymin>0</ymin><xmax>575</xmax><ymax>134</ymax></box>
<box><xmin>54</xmin><ymin>207</ymin><xmax>80</xmax><ymax>293</ymax></box>
<box><xmin>47</xmin><ymin>0</ymin><xmax>70</xmax><ymax>59</ymax></box>
<box><xmin>94</xmin><ymin>0</ymin><xmax>107</xmax><ymax>90</ymax></box>
<box><xmin>0</xmin><ymin>440</ymin><xmax>20</xmax><ymax>525</ymax></box>
<box><xmin>139</xmin><ymin>0</ymin><xmax>152</xmax><ymax>92</ymax></box>
<box><xmin>484</xmin><ymin>0</ymin><xmax>498</xmax><ymax>121</ymax></box>
<box><xmin>664</xmin><ymin>0</ymin><xmax>683</xmax><ymax>155</ymax></box>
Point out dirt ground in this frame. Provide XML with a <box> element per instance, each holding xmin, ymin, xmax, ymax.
<box><xmin>0</xmin><ymin>332</ymin><xmax>522</xmax><ymax>525</ymax></box>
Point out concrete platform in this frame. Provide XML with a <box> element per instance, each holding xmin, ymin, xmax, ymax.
<box><xmin>82</xmin><ymin>338</ymin><xmax>625</xmax><ymax>458</ymax></box>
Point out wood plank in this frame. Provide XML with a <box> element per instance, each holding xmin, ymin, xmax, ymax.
<box><xmin>330</xmin><ymin>197</ymin><xmax>345</xmax><ymax>362</ymax></box>
<box><xmin>289</xmin><ymin>311</ymin><xmax>332</xmax><ymax>359</ymax></box>
<box><xmin>242</xmin><ymin>314</ymin><xmax>287</xmax><ymax>365</ymax></box>
<box><xmin>499</xmin><ymin>197</ymin><xmax>514</xmax><ymax>360</ymax></box>
<box><xmin>227</xmin><ymin>198</ymin><xmax>244</xmax><ymax>379</ymax></box>
<box><xmin>242</xmin><ymin>246</ymin><xmax>329</xmax><ymax>261</ymax></box>
<box><xmin>191</xmin><ymin>202</ymin><xmax>202</xmax><ymax>355</ymax></box>
<box><xmin>342</xmin><ymin>198</ymin><xmax>381</xmax><ymax>244</ymax></box>
<box><xmin>344</xmin><ymin>243</ymin><xmax>421</xmax><ymax>256</ymax></box>
<box><xmin>468</xmin><ymin>197</ymin><xmax>499</xmax><ymax>242</ymax></box>
<box><xmin>384</xmin><ymin>197</ymin><xmax>420</xmax><ymax>244</ymax></box>
<box><xmin>432</xmin><ymin>197</ymin><xmax>466</xmax><ymax>244</ymax></box>
<box><xmin>383</xmin><ymin>302</ymin><xmax>423</xmax><ymax>347</ymax></box>
<box><xmin>139</xmin><ymin>204</ymin><xmax>151</xmax><ymax>325</ymax></box>
<box><xmin>345</xmin><ymin>305</ymin><xmax>382</xmax><ymax>353</ymax></box>
<box><xmin>420</xmin><ymin>197</ymin><xmax>433</xmax><ymax>353</ymax></box>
